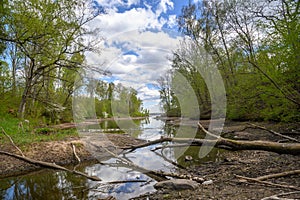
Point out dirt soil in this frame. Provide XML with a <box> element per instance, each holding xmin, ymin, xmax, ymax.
<box><xmin>0</xmin><ymin>121</ymin><xmax>300</xmax><ymax>200</ymax></box>
<box><xmin>0</xmin><ymin>133</ymin><xmax>143</xmax><ymax>178</ymax></box>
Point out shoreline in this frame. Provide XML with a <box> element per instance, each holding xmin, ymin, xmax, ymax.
<box><xmin>51</xmin><ymin>116</ymin><xmax>148</xmax><ymax>130</ymax></box>
<box><xmin>0</xmin><ymin>133</ymin><xmax>144</xmax><ymax>178</ymax></box>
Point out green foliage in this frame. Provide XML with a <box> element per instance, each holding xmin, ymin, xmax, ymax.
<box><xmin>172</xmin><ymin>0</ymin><xmax>300</xmax><ymax>122</ymax></box>
<box><xmin>0</xmin><ymin>0</ymin><xmax>100</xmax><ymax>120</ymax></box>
<box><xmin>166</xmin><ymin>108</ymin><xmax>181</xmax><ymax>117</ymax></box>
<box><xmin>0</xmin><ymin>114</ymin><xmax>78</xmax><ymax>145</ymax></box>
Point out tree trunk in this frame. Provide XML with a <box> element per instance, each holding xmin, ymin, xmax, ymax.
<box><xmin>18</xmin><ymin>78</ymin><xmax>32</xmax><ymax>119</ymax></box>
<box><xmin>123</xmin><ymin>137</ymin><xmax>300</xmax><ymax>155</ymax></box>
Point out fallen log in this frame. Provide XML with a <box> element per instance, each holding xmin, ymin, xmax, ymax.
<box><xmin>124</xmin><ymin>122</ymin><xmax>300</xmax><ymax>155</ymax></box>
<box><xmin>122</xmin><ymin>137</ymin><xmax>300</xmax><ymax>155</ymax></box>
<box><xmin>0</xmin><ymin>150</ymin><xmax>101</xmax><ymax>181</ymax></box>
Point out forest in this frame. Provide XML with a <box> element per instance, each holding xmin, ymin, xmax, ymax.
<box><xmin>158</xmin><ymin>0</ymin><xmax>299</xmax><ymax>122</ymax></box>
<box><xmin>0</xmin><ymin>0</ymin><xmax>148</xmax><ymax>125</ymax></box>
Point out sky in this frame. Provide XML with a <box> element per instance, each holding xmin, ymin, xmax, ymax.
<box><xmin>85</xmin><ymin>0</ymin><xmax>192</xmax><ymax>113</ymax></box>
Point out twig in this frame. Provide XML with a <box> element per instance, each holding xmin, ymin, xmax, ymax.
<box><xmin>91</xmin><ymin>143</ymin><xmax>204</xmax><ymax>183</ymax></box>
<box><xmin>71</xmin><ymin>143</ymin><xmax>81</xmax><ymax>163</ymax></box>
<box><xmin>1</xmin><ymin>127</ymin><xmax>25</xmax><ymax>157</ymax></box>
<box><xmin>0</xmin><ymin>150</ymin><xmax>101</xmax><ymax>181</ymax></box>
<box><xmin>261</xmin><ymin>191</ymin><xmax>300</xmax><ymax>200</ymax></box>
<box><xmin>83</xmin><ymin>180</ymin><xmax>149</xmax><ymax>192</ymax></box>
<box><xmin>152</xmin><ymin>150</ymin><xmax>186</xmax><ymax>169</ymax></box>
<box><xmin>248</xmin><ymin>123</ymin><xmax>299</xmax><ymax>143</ymax></box>
<box><xmin>151</xmin><ymin>143</ymin><xmax>199</xmax><ymax>152</ymax></box>
<box><xmin>234</xmin><ymin>174</ymin><xmax>300</xmax><ymax>191</ymax></box>
<box><xmin>255</xmin><ymin>169</ymin><xmax>300</xmax><ymax>181</ymax></box>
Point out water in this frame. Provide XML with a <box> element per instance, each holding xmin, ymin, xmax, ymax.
<box><xmin>0</xmin><ymin>116</ymin><xmax>224</xmax><ymax>200</ymax></box>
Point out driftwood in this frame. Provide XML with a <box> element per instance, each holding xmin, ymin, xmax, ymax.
<box><xmin>93</xmin><ymin>143</ymin><xmax>204</xmax><ymax>183</ymax></box>
<box><xmin>0</xmin><ymin>127</ymin><xmax>100</xmax><ymax>181</ymax></box>
<box><xmin>123</xmin><ymin>137</ymin><xmax>300</xmax><ymax>155</ymax></box>
<box><xmin>0</xmin><ymin>150</ymin><xmax>101</xmax><ymax>181</ymax></box>
<box><xmin>71</xmin><ymin>143</ymin><xmax>81</xmax><ymax>163</ymax></box>
<box><xmin>262</xmin><ymin>191</ymin><xmax>300</xmax><ymax>200</ymax></box>
<box><xmin>1</xmin><ymin>127</ymin><xmax>25</xmax><ymax>157</ymax></box>
<box><xmin>254</xmin><ymin>169</ymin><xmax>300</xmax><ymax>181</ymax></box>
<box><xmin>123</xmin><ymin>122</ymin><xmax>300</xmax><ymax>155</ymax></box>
<box><xmin>248</xmin><ymin>123</ymin><xmax>299</xmax><ymax>143</ymax></box>
<box><xmin>235</xmin><ymin>174</ymin><xmax>300</xmax><ymax>191</ymax></box>
<box><xmin>234</xmin><ymin>168</ymin><xmax>300</xmax><ymax>191</ymax></box>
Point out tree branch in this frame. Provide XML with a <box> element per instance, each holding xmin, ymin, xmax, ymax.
<box><xmin>255</xmin><ymin>169</ymin><xmax>300</xmax><ymax>181</ymax></box>
<box><xmin>0</xmin><ymin>150</ymin><xmax>101</xmax><ymax>182</ymax></box>
<box><xmin>1</xmin><ymin>127</ymin><xmax>25</xmax><ymax>157</ymax></box>
<box><xmin>123</xmin><ymin>136</ymin><xmax>300</xmax><ymax>155</ymax></box>
<box><xmin>247</xmin><ymin>123</ymin><xmax>299</xmax><ymax>143</ymax></box>
<box><xmin>71</xmin><ymin>143</ymin><xmax>81</xmax><ymax>163</ymax></box>
<box><xmin>235</xmin><ymin>174</ymin><xmax>300</xmax><ymax>191</ymax></box>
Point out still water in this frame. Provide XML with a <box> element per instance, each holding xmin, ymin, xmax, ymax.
<box><xmin>0</xmin><ymin>116</ymin><xmax>224</xmax><ymax>200</ymax></box>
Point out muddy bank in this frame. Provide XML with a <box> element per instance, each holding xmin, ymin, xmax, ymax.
<box><xmin>131</xmin><ymin>120</ymin><xmax>300</xmax><ymax>200</ymax></box>
<box><xmin>1</xmin><ymin>120</ymin><xmax>299</xmax><ymax>200</ymax></box>
<box><xmin>0</xmin><ymin>133</ymin><xmax>143</xmax><ymax>178</ymax></box>
<box><xmin>132</xmin><ymin>150</ymin><xmax>300</xmax><ymax>200</ymax></box>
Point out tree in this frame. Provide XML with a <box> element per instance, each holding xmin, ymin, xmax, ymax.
<box><xmin>157</xmin><ymin>70</ymin><xmax>181</xmax><ymax>117</ymax></box>
<box><xmin>0</xmin><ymin>0</ymin><xmax>102</xmax><ymax>119</ymax></box>
<box><xmin>175</xmin><ymin>0</ymin><xmax>300</xmax><ymax>121</ymax></box>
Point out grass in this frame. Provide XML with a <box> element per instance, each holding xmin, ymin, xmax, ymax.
<box><xmin>0</xmin><ymin>113</ymin><xmax>79</xmax><ymax>146</ymax></box>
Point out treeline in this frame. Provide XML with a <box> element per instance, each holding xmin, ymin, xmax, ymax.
<box><xmin>74</xmin><ymin>80</ymin><xmax>149</xmax><ymax>121</ymax></box>
<box><xmin>0</xmin><ymin>0</ymin><xmax>147</xmax><ymax>124</ymax></box>
<box><xmin>159</xmin><ymin>0</ymin><xmax>299</xmax><ymax>121</ymax></box>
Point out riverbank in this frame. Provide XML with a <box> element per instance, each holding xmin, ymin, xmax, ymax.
<box><xmin>0</xmin><ymin>133</ymin><xmax>143</xmax><ymax>178</ymax></box>
<box><xmin>133</xmin><ymin>150</ymin><xmax>300</xmax><ymax>200</ymax></box>
<box><xmin>51</xmin><ymin>116</ymin><xmax>148</xmax><ymax>130</ymax></box>
<box><xmin>0</xmin><ymin>120</ymin><xmax>299</xmax><ymax>199</ymax></box>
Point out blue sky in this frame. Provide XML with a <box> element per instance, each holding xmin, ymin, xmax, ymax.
<box><xmin>86</xmin><ymin>0</ymin><xmax>192</xmax><ymax>112</ymax></box>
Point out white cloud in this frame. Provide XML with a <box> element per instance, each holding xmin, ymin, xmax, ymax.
<box><xmin>89</xmin><ymin>6</ymin><xmax>164</xmax><ymax>36</ymax></box>
<box><xmin>95</xmin><ymin>0</ymin><xmax>141</xmax><ymax>8</ymax></box>
<box><xmin>157</xmin><ymin>0</ymin><xmax>174</xmax><ymax>14</ymax></box>
<box><xmin>85</xmin><ymin>1</ymin><xmax>183</xmax><ymax>112</ymax></box>
<box><xmin>167</xmin><ymin>14</ymin><xmax>177</xmax><ymax>28</ymax></box>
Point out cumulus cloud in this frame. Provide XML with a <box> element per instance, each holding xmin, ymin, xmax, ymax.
<box><xmin>85</xmin><ymin>1</ymin><xmax>183</xmax><ymax>112</ymax></box>
<box><xmin>95</xmin><ymin>0</ymin><xmax>141</xmax><ymax>9</ymax></box>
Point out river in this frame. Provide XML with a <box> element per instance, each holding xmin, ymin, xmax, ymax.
<box><xmin>0</xmin><ymin>116</ymin><xmax>224</xmax><ymax>200</ymax></box>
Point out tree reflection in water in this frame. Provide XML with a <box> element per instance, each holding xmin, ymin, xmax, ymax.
<box><xmin>0</xmin><ymin>116</ymin><xmax>224</xmax><ymax>199</ymax></box>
